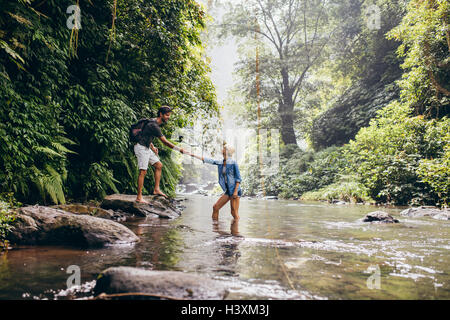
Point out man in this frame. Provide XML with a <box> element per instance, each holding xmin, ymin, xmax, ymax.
<box><xmin>134</xmin><ymin>106</ymin><xmax>184</xmax><ymax>203</ymax></box>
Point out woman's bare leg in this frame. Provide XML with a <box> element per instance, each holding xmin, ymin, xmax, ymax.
<box><xmin>212</xmin><ymin>194</ymin><xmax>230</xmax><ymax>220</ymax></box>
<box><xmin>230</xmin><ymin>197</ymin><xmax>240</xmax><ymax>220</ymax></box>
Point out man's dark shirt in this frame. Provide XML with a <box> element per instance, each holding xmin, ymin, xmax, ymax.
<box><xmin>138</xmin><ymin>118</ymin><xmax>163</xmax><ymax>148</ymax></box>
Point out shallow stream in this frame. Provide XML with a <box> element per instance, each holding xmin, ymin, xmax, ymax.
<box><xmin>0</xmin><ymin>194</ymin><xmax>448</xmax><ymax>299</ymax></box>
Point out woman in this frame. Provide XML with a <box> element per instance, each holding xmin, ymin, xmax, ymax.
<box><xmin>188</xmin><ymin>143</ymin><xmax>242</xmax><ymax>221</ymax></box>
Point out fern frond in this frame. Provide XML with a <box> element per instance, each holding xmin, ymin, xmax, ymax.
<box><xmin>103</xmin><ymin>173</ymin><xmax>119</xmax><ymax>194</ymax></box>
<box><xmin>43</xmin><ymin>165</ymin><xmax>66</xmax><ymax>204</ymax></box>
<box><xmin>121</xmin><ymin>153</ymin><xmax>134</xmax><ymax>179</ymax></box>
<box><xmin>30</xmin><ymin>166</ymin><xmax>45</xmax><ymax>201</ymax></box>
<box><xmin>56</xmin><ymin>136</ymin><xmax>78</xmax><ymax>146</ymax></box>
<box><xmin>33</xmin><ymin>146</ymin><xmax>64</xmax><ymax>158</ymax></box>
<box><xmin>51</xmin><ymin>142</ymin><xmax>77</xmax><ymax>155</ymax></box>
<box><xmin>7</xmin><ymin>12</ymin><xmax>32</xmax><ymax>26</ymax></box>
<box><xmin>0</xmin><ymin>40</ymin><xmax>25</xmax><ymax>64</ymax></box>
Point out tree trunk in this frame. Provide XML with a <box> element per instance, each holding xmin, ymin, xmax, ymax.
<box><xmin>278</xmin><ymin>102</ymin><xmax>297</xmax><ymax>145</ymax></box>
<box><xmin>279</xmin><ymin>67</ymin><xmax>298</xmax><ymax>146</ymax></box>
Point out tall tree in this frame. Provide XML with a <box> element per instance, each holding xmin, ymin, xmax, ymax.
<box><xmin>219</xmin><ymin>0</ymin><xmax>337</xmax><ymax>146</ymax></box>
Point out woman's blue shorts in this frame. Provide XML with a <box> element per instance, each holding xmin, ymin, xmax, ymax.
<box><xmin>225</xmin><ymin>187</ymin><xmax>242</xmax><ymax>197</ymax></box>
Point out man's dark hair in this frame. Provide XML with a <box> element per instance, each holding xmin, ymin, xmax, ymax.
<box><xmin>157</xmin><ymin>106</ymin><xmax>172</xmax><ymax>117</ymax></box>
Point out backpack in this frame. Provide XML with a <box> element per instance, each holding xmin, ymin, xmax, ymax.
<box><xmin>129</xmin><ymin>118</ymin><xmax>151</xmax><ymax>143</ymax></box>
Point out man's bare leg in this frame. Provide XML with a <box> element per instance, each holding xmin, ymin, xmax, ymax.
<box><xmin>152</xmin><ymin>161</ymin><xmax>167</xmax><ymax>198</ymax></box>
<box><xmin>136</xmin><ymin>169</ymin><xmax>149</xmax><ymax>203</ymax></box>
<box><xmin>212</xmin><ymin>194</ymin><xmax>230</xmax><ymax>220</ymax></box>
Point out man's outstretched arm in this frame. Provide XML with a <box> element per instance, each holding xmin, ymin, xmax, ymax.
<box><xmin>158</xmin><ymin>136</ymin><xmax>185</xmax><ymax>154</ymax></box>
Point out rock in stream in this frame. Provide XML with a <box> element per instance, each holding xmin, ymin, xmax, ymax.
<box><xmin>400</xmin><ymin>206</ymin><xmax>449</xmax><ymax>220</ymax></box>
<box><xmin>363</xmin><ymin>211</ymin><xmax>399</xmax><ymax>223</ymax></box>
<box><xmin>94</xmin><ymin>266</ymin><xmax>228</xmax><ymax>300</ymax></box>
<box><xmin>7</xmin><ymin>206</ymin><xmax>139</xmax><ymax>248</ymax></box>
<box><xmin>100</xmin><ymin>194</ymin><xmax>182</xmax><ymax>219</ymax></box>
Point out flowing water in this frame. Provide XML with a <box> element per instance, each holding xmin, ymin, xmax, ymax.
<box><xmin>0</xmin><ymin>194</ymin><xmax>449</xmax><ymax>300</ymax></box>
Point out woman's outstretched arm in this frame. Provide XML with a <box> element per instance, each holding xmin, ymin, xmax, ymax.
<box><xmin>187</xmin><ymin>152</ymin><xmax>221</xmax><ymax>165</ymax></box>
<box><xmin>187</xmin><ymin>152</ymin><xmax>203</xmax><ymax>162</ymax></box>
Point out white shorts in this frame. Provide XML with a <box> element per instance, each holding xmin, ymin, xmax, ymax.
<box><xmin>134</xmin><ymin>143</ymin><xmax>160</xmax><ymax>170</ymax></box>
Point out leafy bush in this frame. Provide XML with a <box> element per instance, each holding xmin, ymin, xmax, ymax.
<box><xmin>417</xmin><ymin>136</ymin><xmax>450</xmax><ymax>206</ymax></box>
<box><xmin>346</xmin><ymin>102</ymin><xmax>449</xmax><ymax>205</ymax></box>
<box><xmin>242</xmin><ymin>145</ymin><xmax>350</xmax><ymax>198</ymax></box>
<box><xmin>340</xmin><ymin>0</ymin><xmax>450</xmax><ymax>206</ymax></box>
<box><xmin>301</xmin><ymin>178</ymin><xmax>374</xmax><ymax>203</ymax></box>
<box><xmin>0</xmin><ymin>201</ymin><xmax>15</xmax><ymax>244</ymax></box>
<box><xmin>387</xmin><ymin>0</ymin><xmax>450</xmax><ymax>117</ymax></box>
<box><xmin>0</xmin><ymin>193</ymin><xmax>19</xmax><ymax>249</ymax></box>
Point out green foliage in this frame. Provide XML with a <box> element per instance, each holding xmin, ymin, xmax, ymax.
<box><xmin>417</xmin><ymin>130</ymin><xmax>450</xmax><ymax>206</ymax></box>
<box><xmin>340</xmin><ymin>0</ymin><xmax>449</xmax><ymax>205</ymax></box>
<box><xmin>346</xmin><ymin>102</ymin><xmax>449</xmax><ymax>205</ymax></box>
<box><xmin>0</xmin><ymin>0</ymin><xmax>218</xmax><ymax>203</ymax></box>
<box><xmin>308</xmin><ymin>0</ymin><xmax>449</xmax><ymax>206</ymax></box>
<box><xmin>0</xmin><ymin>199</ymin><xmax>16</xmax><ymax>249</ymax></box>
<box><xmin>0</xmin><ymin>192</ymin><xmax>22</xmax><ymax>209</ymax></box>
<box><xmin>31</xmin><ymin>164</ymin><xmax>67</xmax><ymax>205</ymax></box>
<box><xmin>310</xmin><ymin>0</ymin><xmax>406</xmax><ymax>150</ymax></box>
<box><xmin>387</xmin><ymin>0</ymin><xmax>450</xmax><ymax>117</ymax></box>
<box><xmin>276</xmin><ymin>146</ymin><xmax>349</xmax><ymax>199</ymax></box>
<box><xmin>301</xmin><ymin>178</ymin><xmax>374</xmax><ymax>203</ymax></box>
<box><xmin>242</xmin><ymin>145</ymin><xmax>349</xmax><ymax>199</ymax></box>
<box><xmin>83</xmin><ymin>162</ymin><xmax>119</xmax><ymax>201</ymax></box>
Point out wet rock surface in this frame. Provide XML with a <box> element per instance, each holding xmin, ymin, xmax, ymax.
<box><xmin>400</xmin><ymin>206</ymin><xmax>450</xmax><ymax>220</ymax></box>
<box><xmin>363</xmin><ymin>211</ymin><xmax>399</xmax><ymax>223</ymax></box>
<box><xmin>100</xmin><ymin>194</ymin><xmax>183</xmax><ymax>219</ymax></box>
<box><xmin>332</xmin><ymin>200</ymin><xmax>348</xmax><ymax>205</ymax></box>
<box><xmin>7</xmin><ymin>206</ymin><xmax>139</xmax><ymax>248</ymax></box>
<box><xmin>52</xmin><ymin>204</ymin><xmax>127</xmax><ymax>221</ymax></box>
<box><xmin>94</xmin><ymin>267</ymin><xmax>228</xmax><ymax>300</ymax></box>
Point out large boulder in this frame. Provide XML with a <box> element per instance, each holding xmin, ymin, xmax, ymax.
<box><xmin>100</xmin><ymin>194</ymin><xmax>182</xmax><ymax>219</ymax></box>
<box><xmin>94</xmin><ymin>267</ymin><xmax>228</xmax><ymax>300</ymax></box>
<box><xmin>400</xmin><ymin>206</ymin><xmax>450</xmax><ymax>220</ymax></box>
<box><xmin>363</xmin><ymin>211</ymin><xmax>399</xmax><ymax>223</ymax></box>
<box><xmin>7</xmin><ymin>206</ymin><xmax>139</xmax><ymax>248</ymax></box>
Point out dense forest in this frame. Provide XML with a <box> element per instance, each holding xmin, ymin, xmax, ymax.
<box><xmin>218</xmin><ymin>0</ymin><xmax>449</xmax><ymax>206</ymax></box>
<box><xmin>0</xmin><ymin>0</ymin><xmax>219</xmax><ymax>207</ymax></box>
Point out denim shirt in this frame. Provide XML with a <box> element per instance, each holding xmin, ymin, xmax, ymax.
<box><xmin>203</xmin><ymin>157</ymin><xmax>242</xmax><ymax>195</ymax></box>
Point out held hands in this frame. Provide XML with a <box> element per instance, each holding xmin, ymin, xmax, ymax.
<box><xmin>179</xmin><ymin>148</ymin><xmax>194</xmax><ymax>157</ymax></box>
<box><xmin>173</xmin><ymin>147</ymin><xmax>196</xmax><ymax>159</ymax></box>
<box><xmin>173</xmin><ymin>146</ymin><xmax>185</xmax><ymax>154</ymax></box>
<box><xmin>180</xmin><ymin>148</ymin><xmax>189</xmax><ymax>155</ymax></box>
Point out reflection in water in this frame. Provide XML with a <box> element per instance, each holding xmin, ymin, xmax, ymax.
<box><xmin>131</xmin><ymin>217</ymin><xmax>183</xmax><ymax>271</ymax></box>
<box><xmin>213</xmin><ymin>219</ymin><xmax>242</xmax><ymax>237</ymax></box>
<box><xmin>212</xmin><ymin>220</ymin><xmax>243</xmax><ymax>277</ymax></box>
<box><xmin>0</xmin><ymin>243</ymin><xmax>137</xmax><ymax>299</ymax></box>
